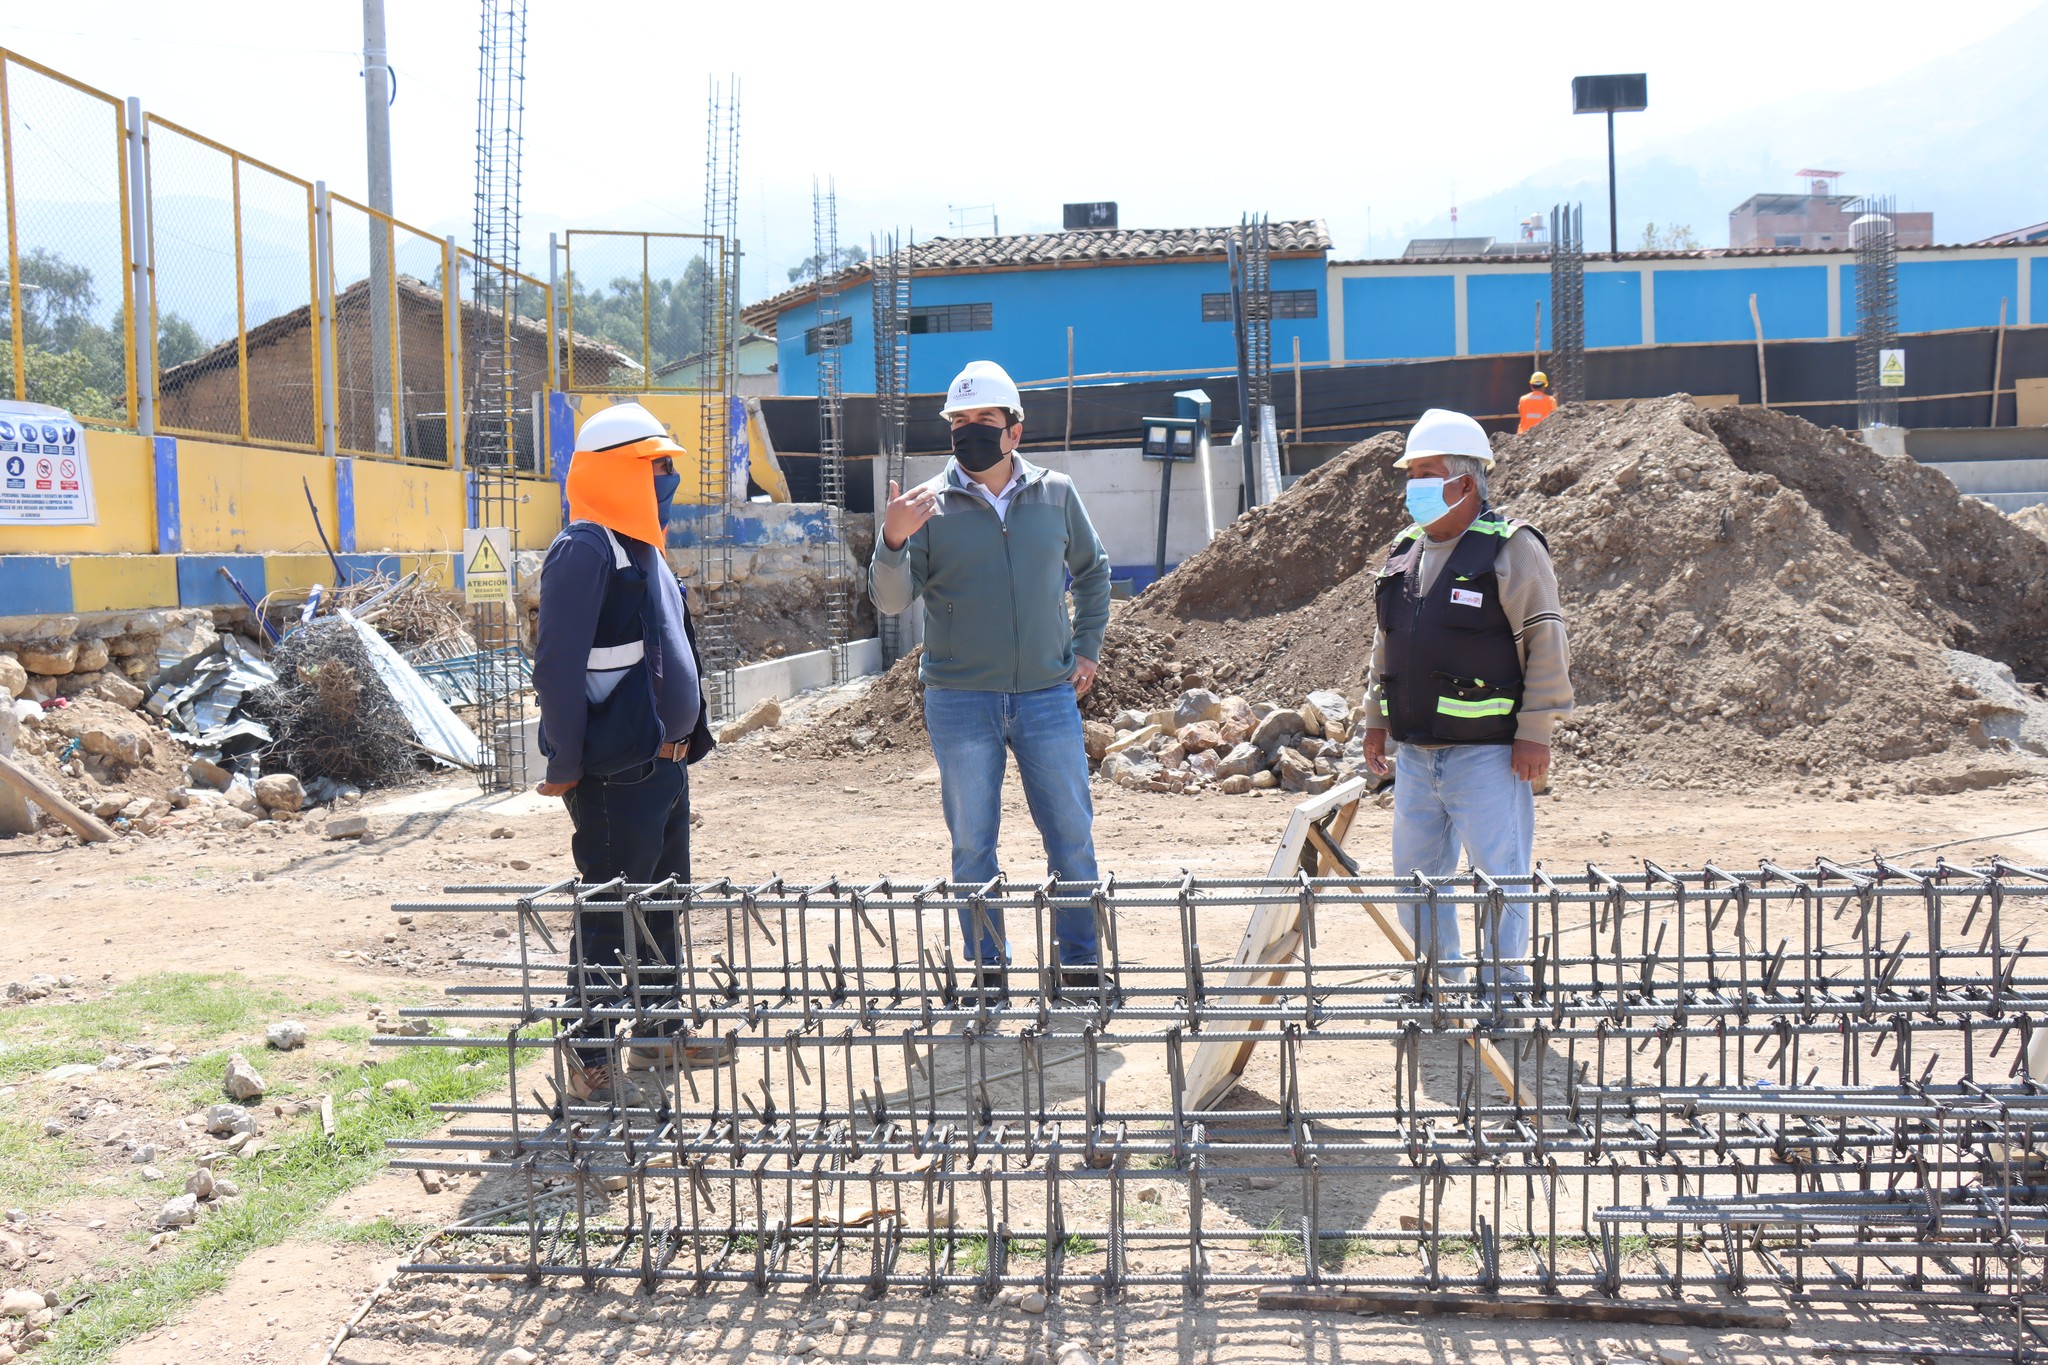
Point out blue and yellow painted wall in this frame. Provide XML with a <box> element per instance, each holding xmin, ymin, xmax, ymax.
<box><xmin>0</xmin><ymin>430</ymin><xmax>563</xmax><ymax>617</ymax></box>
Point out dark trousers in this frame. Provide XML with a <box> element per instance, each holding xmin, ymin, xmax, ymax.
<box><xmin>561</xmin><ymin>757</ymin><xmax>691</xmax><ymax>1060</ymax></box>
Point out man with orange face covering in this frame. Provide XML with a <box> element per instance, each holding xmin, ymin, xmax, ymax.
<box><xmin>534</xmin><ymin>402</ymin><xmax>715</xmax><ymax>1107</ymax></box>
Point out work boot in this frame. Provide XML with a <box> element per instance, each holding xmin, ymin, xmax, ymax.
<box><xmin>1058</xmin><ymin>965</ymin><xmax>1103</xmax><ymax>993</ymax></box>
<box><xmin>970</xmin><ymin>964</ymin><xmax>1008</xmax><ymax>1004</ymax></box>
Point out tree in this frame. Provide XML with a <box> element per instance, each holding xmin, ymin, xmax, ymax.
<box><xmin>786</xmin><ymin>244</ymin><xmax>868</xmax><ymax>284</ymax></box>
<box><xmin>0</xmin><ymin>250</ymin><xmax>211</xmax><ymax>420</ymax></box>
<box><xmin>1639</xmin><ymin>222</ymin><xmax>1701</xmax><ymax>252</ymax></box>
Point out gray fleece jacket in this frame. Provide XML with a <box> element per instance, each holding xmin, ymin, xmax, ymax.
<box><xmin>869</xmin><ymin>455</ymin><xmax>1110</xmax><ymax>694</ymax></box>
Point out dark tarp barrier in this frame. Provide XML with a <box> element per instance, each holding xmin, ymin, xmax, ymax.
<box><xmin>758</xmin><ymin>324</ymin><xmax>2048</xmax><ymax>456</ymax></box>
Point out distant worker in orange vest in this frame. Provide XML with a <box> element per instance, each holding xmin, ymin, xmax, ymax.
<box><xmin>1517</xmin><ymin>372</ymin><xmax>1557</xmax><ymax>433</ymax></box>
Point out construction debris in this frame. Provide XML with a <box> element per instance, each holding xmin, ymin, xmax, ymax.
<box><xmin>239</xmin><ymin>620</ymin><xmax>423</xmax><ymax>790</ymax></box>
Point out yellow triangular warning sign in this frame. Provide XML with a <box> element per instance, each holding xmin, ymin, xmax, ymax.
<box><xmin>468</xmin><ymin>538</ymin><xmax>507</xmax><ymax>576</ymax></box>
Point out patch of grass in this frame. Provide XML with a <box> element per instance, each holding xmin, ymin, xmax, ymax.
<box><xmin>309</xmin><ymin>1215</ymin><xmax>434</xmax><ymax>1252</ymax></box>
<box><xmin>0</xmin><ymin>974</ymin><xmax>311</xmax><ymax>1088</ymax></box>
<box><xmin>320</xmin><ymin>1025</ymin><xmax>371</xmax><ymax>1046</ymax></box>
<box><xmin>0</xmin><ymin>1037</ymin><xmax>103</xmax><ymax>1083</ymax></box>
<box><xmin>43</xmin><ymin>1036</ymin><xmax>507</xmax><ymax>1364</ymax></box>
<box><xmin>1253</xmin><ymin>1215</ymin><xmax>1303</xmax><ymax>1260</ymax></box>
<box><xmin>0</xmin><ymin>1113</ymin><xmax>94</xmax><ymax>1211</ymax></box>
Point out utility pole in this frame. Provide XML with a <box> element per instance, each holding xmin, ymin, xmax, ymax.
<box><xmin>363</xmin><ymin>0</ymin><xmax>397</xmax><ymax>454</ymax></box>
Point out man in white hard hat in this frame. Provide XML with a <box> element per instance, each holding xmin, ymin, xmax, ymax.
<box><xmin>533</xmin><ymin>401</ymin><xmax>717</xmax><ymax>1106</ymax></box>
<box><xmin>870</xmin><ymin>360</ymin><xmax>1113</xmax><ymax>997</ymax></box>
<box><xmin>1360</xmin><ymin>407</ymin><xmax>1573</xmax><ymax>994</ymax></box>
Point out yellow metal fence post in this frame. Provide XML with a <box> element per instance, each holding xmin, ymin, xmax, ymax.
<box><xmin>231</xmin><ymin>155</ymin><xmax>249</xmax><ymax>443</ymax></box>
<box><xmin>0</xmin><ymin>58</ymin><xmax>24</xmax><ymax>402</ymax></box>
<box><xmin>303</xmin><ymin>179</ymin><xmax>322</xmax><ymax>455</ymax></box>
<box><xmin>115</xmin><ymin>93</ymin><xmax>136</xmax><ymax>426</ymax></box>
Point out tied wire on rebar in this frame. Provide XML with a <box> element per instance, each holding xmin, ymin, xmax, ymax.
<box><xmin>379</xmin><ymin>861</ymin><xmax>2048</xmax><ymax>1305</ymax></box>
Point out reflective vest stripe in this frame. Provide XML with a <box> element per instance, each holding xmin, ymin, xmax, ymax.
<box><xmin>1435</xmin><ymin>695</ymin><xmax>1516</xmax><ymax>718</ymax></box>
<box><xmin>587</xmin><ymin>640</ymin><xmax>646</xmax><ymax>670</ymax></box>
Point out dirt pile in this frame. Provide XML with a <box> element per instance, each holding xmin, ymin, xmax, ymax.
<box><xmin>794</xmin><ymin>398</ymin><xmax>2048</xmax><ymax>791</ymax></box>
<box><xmin>2012</xmin><ymin>503</ymin><xmax>2048</xmax><ymax>545</ymax></box>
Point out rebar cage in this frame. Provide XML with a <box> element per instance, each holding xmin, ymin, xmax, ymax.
<box><xmin>379</xmin><ymin>862</ymin><xmax>2048</xmax><ymax>1309</ymax></box>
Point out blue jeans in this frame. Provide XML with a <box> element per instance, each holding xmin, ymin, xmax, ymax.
<box><xmin>1391</xmin><ymin>743</ymin><xmax>1533</xmax><ymax>985</ymax></box>
<box><xmin>923</xmin><ymin>685</ymin><xmax>1100</xmax><ymax>965</ymax></box>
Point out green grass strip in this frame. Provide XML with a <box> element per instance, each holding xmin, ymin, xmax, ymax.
<box><xmin>43</xmin><ymin>1040</ymin><xmax>508</xmax><ymax>1364</ymax></box>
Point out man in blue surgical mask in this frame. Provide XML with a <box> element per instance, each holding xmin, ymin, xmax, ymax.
<box><xmin>870</xmin><ymin>360</ymin><xmax>1113</xmax><ymax>1000</ymax></box>
<box><xmin>1359</xmin><ymin>408</ymin><xmax>1574</xmax><ymax>996</ymax></box>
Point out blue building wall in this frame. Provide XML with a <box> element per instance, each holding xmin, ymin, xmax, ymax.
<box><xmin>1897</xmin><ymin>258</ymin><xmax>2018</xmax><ymax>333</ymax></box>
<box><xmin>1466</xmin><ymin>274</ymin><xmax>1548</xmax><ymax>356</ymax></box>
<box><xmin>775</xmin><ymin>256</ymin><xmax>1329</xmax><ymax>396</ymax></box>
<box><xmin>1343</xmin><ymin>275</ymin><xmax>1456</xmax><ymax>360</ymax></box>
<box><xmin>1653</xmin><ymin>265</ymin><xmax>1830</xmax><ymax>343</ymax></box>
<box><xmin>1587</xmin><ymin>272</ymin><xmax>1644</xmax><ymax>348</ymax></box>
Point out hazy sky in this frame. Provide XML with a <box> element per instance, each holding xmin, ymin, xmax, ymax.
<box><xmin>4</xmin><ymin>0</ymin><xmax>2041</xmax><ymax>303</ymax></box>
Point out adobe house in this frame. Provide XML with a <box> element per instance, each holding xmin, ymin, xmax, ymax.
<box><xmin>158</xmin><ymin>275</ymin><xmax>628</xmax><ymax>462</ymax></box>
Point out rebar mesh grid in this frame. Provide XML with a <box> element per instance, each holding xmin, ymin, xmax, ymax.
<box><xmin>380</xmin><ymin>862</ymin><xmax>2048</xmax><ymax>1307</ymax></box>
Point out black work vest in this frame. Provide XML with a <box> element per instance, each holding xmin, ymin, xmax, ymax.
<box><xmin>559</xmin><ymin>522</ymin><xmax>664</xmax><ymax>776</ymax></box>
<box><xmin>1372</xmin><ymin>509</ymin><xmax>1544</xmax><ymax>746</ymax></box>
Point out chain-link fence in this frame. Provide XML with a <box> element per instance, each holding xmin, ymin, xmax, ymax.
<box><xmin>561</xmin><ymin>229</ymin><xmax>713</xmax><ymax>390</ymax></box>
<box><xmin>0</xmin><ymin>50</ymin><xmax>136</xmax><ymax>428</ymax></box>
<box><xmin>145</xmin><ymin>115</ymin><xmax>319</xmax><ymax>448</ymax></box>
<box><xmin>327</xmin><ymin>194</ymin><xmax>455</xmax><ymax>464</ymax></box>
<box><xmin>0</xmin><ymin>45</ymin><xmax>557</xmax><ymax>465</ymax></box>
<box><xmin>456</xmin><ymin>248</ymin><xmax>552</xmax><ymax>472</ymax></box>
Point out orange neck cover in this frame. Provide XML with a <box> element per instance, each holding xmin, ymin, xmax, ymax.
<box><xmin>565</xmin><ymin>440</ymin><xmax>665</xmax><ymax>546</ymax></box>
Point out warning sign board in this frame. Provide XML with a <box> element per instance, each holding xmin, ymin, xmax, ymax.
<box><xmin>463</xmin><ymin>527</ymin><xmax>513</xmax><ymax>604</ymax></box>
<box><xmin>0</xmin><ymin>402</ymin><xmax>95</xmax><ymax>526</ymax></box>
<box><xmin>1879</xmin><ymin>348</ymin><xmax>1906</xmax><ymax>388</ymax></box>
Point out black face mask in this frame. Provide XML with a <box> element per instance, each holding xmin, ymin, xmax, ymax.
<box><xmin>951</xmin><ymin>421</ymin><xmax>1008</xmax><ymax>473</ymax></box>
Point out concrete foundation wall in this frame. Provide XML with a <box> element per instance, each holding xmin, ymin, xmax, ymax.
<box><xmin>885</xmin><ymin>445</ymin><xmax>1247</xmax><ymax>587</ymax></box>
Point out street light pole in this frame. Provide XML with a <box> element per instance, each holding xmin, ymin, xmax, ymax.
<box><xmin>1606</xmin><ymin>109</ymin><xmax>1618</xmax><ymax>258</ymax></box>
<box><xmin>1572</xmin><ymin>74</ymin><xmax>1647</xmax><ymax>263</ymax></box>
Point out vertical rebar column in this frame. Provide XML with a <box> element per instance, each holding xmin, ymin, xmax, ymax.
<box><xmin>465</xmin><ymin>0</ymin><xmax>529</xmax><ymax>791</ymax></box>
<box><xmin>693</xmin><ymin>80</ymin><xmax>742</xmax><ymax>726</ymax></box>
<box><xmin>813</xmin><ymin>178</ymin><xmax>853</xmax><ymax>683</ymax></box>
<box><xmin>1853</xmin><ymin>194</ymin><xmax>1899</xmax><ymax>430</ymax></box>
<box><xmin>870</xmin><ymin>231</ymin><xmax>913</xmax><ymax>664</ymax></box>
<box><xmin>1547</xmin><ymin>204</ymin><xmax>1586</xmax><ymax>405</ymax></box>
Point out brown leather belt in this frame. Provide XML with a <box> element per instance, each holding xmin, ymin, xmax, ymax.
<box><xmin>655</xmin><ymin>739</ymin><xmax>690</xmax><ymax>762</ymax></box>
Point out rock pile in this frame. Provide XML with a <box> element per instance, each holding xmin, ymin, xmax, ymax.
<box><xmin>1090</xmin><ymin>686</ymin><xmax>1378</xmax><ymax>797</ymax></box>
<box><xmin>0</xmin><ymin>608</ymin><xmax>220</xmax><ymax>705</ymax></box>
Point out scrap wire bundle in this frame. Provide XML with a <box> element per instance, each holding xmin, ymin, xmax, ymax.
<box><xmin>241</xmin><ymin>618</ymin><xmax>422</xmax><ymax>788</ymax></box>
<box><xmin>331</xmin><ymin>571</ymin><xmax>477</xmax><ymax>663</ymax></box>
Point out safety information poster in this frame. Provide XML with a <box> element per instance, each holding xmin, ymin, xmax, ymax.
<box><xmin>0</xmin><ymin>407</ymin><xmax>96</xmax><ymax>525</ymax></box>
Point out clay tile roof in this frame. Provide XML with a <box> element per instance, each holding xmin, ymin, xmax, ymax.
<box><xmin>741</xmin><ymin>220</ymin><xmax>1331</xmax><ymax>328</ymax></box>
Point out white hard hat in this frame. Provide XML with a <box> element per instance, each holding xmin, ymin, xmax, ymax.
<box><xmin>939</xmin><ymin>360</ymin><xmax>1023</xmax><ymax>420</ymax></box>
<box><xmin>1395</xmin><ymin>407</ymin><xmax>1494</xmax><ymax>469</ymax></box>
<box><xmin>576</xmin><ymin>401</ymin><xmax>684</xmax><ymax>455</ymax></box>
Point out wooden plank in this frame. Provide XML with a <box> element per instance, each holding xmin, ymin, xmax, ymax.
<box><xmin>1256</xmin><ymin>1290</ymin><xmax>1791</xmax><ymax>1329</ymax></box>
<box><xmin>1185</xmin><ymin>778</ymin><xmax>1538</xmax><ymax>1115</ymax></box>
<box><xmin>0</xmin><ymin>751</ymin><xmax>113</xmax><ymax>843</ymax></box>
<box><xmin>1183</xmin><ymin>782</ymin><xmax>1367</xmax><ymax>1111</ymax></box>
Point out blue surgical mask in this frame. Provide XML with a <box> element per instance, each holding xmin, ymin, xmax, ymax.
<box><xmin>653</xmin><ymin>471</ymin><xmax>682</xmax><ymax>528</ymax></box>
<box><xmin>1404</xmin><ymin>476</ymin><xmax>1467</xmax><ymax>528</ymax></box>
